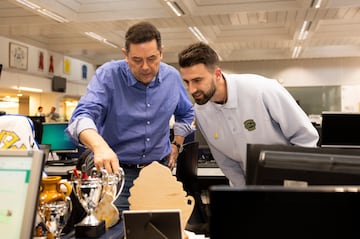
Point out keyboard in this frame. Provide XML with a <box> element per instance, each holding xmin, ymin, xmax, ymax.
<box><xmin>198</xmin><ymin>160</ymin><xmax>218</xmax><ymax>168</ymax></box>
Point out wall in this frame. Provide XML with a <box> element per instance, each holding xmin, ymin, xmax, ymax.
<box><xmin>220</xmin><ymin>58</ymin><xmax>360</xmax><ymax>113</ymax></box>
<box><xmin>0</xmin><ymin>36</ymin><xmax>96</xmax><ymax>117</ymax></box>
<box><xmin>221</xmin><ymin>58</ymin><xmax>360</xmax><ymax>87</ymax></box>
<box><xmin>199</xmin><ymin>58</ymin><xmax>360</xmax><ymax>113</ymax></box>
<box><xmin>1</xmin><ymin>35</ymin><xmax>360</xmax><ymax>116</ymax></box>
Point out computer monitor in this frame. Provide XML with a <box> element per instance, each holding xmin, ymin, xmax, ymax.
<box><xmin>123</xmin><ymin>209</ymin><xmax>183</xmax><ymax>239</ymax></box>
<box><xmin>41</xmin><ymin>122</ymin><xmax>78</xmax><ymax>160</ymax></box>
<box><xmin>27</xmin><ymin>116</ymin><xmax>46</xmax><ymax>144</ymax></box>
<box><xmin>209</xmin><ymin>185</ymin><xmax>360</xmax><ymax>239</ymax></box>
<box><xmin>0</xmin><ymin>149</ymin><xmax>45</xmax><ymax>239</ymax></box>
<box><xmin>246</xmin><ymin>144</ymin><xmax>360</xmax><ymax>186</ymax></box>
<box><xmin>321</xmin><ymin>112</ymin><xmax>360</xmax><ymax>148</ymax></box>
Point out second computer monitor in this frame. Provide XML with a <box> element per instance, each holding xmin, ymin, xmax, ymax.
<box><xmin>246</xmin><ymin>143</ymin><xmax>360</xmax><ymax>186</ymax></box>
<box><xmin>41</xmin><ymin>122</ymin><xmax>78</xmax><ymax>160</ymax></box>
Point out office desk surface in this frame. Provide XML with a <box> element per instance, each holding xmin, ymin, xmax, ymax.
<box><xmin>45</xmin><ymin>164</ymin><xmax>225</xmax><ymax>177</ymax></box>
<box><xmin>197</xmin><ymin>167</ymin><xmax>224</xmax><ymax>177</ymax></box>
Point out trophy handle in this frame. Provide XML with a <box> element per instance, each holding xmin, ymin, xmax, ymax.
<box><xmin>60</xmin><ymin>180</ymin><xmax>72</xmax><ymax>197</ymax></box>
<box><xmin>114</xmin><ymin>167</ymin><xmax>125</xmax><ymax>200</ymax></box>
<box><xmin>65</xmin><ymin>195</ymin><xmax>72</xmax><ymax>213</ymax></box>
<box><xmin>95</xmin><ymin>167</ymin><xmax>125</xmax><ymax>201</ymax></box>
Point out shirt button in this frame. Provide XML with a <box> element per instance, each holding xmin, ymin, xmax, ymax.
<box><xmin>142</xmin><ymin>154</ymin><xmax>146</xmax><ymax>158</ymax></box>
<box><xmin>147</xmin><ymin>103</ymin><xmax>151</xmax><ymax>107</ymax></box>
<box><xmin>146</xmin><ymin>138</ymin><xmax>150</xmax><ymax>141</ymax></box>
<box><xmin>147</xmin><ymin>121</ymin><xmax>150</xmax><ymax>125</ymax></box>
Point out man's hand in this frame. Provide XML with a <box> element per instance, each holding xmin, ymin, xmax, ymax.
<box><xmin>168</xmin><ymin>143</ymin><xmax>179</xmax><ymax>170</ymax></box>
<box><xmin>93</xmin><ymin>147</ymin><xmax>120</xmax><ymax>174</ymax></box>
<box><xmin>79</xmin><ymin>128</ymin><xmax>120</xmax><ymax>174</ymax></box>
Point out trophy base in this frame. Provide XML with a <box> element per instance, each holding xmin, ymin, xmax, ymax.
<box><xmin>74</xmin><ymin>220</ymin><xmax>106</xmax><ymax>238</ymax></box>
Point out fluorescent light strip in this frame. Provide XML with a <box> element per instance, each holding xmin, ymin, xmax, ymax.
<box><xmin>85</xmin><ymin>32</ymin><xmax>119</xmax><ymax>48</ymax></box>
<box><xmin>85</xmin><ymin>32</ymin><xmax>104</xmax><ymax>41</ymax></box>
<box><xmin>37</xmin><ymin>9</ymin><xmax>69</xmax><ymax>23</ymax></box>
<box><xmin>291</xmin><ymin>46</ymin><xmax>302</xmax><ymax>58</ymax></box>
<box><xmin>103</xmin><ymin>39</ymin><xmax>119</xmax><ymax>48</ymax></box>
<box><xmin>188</xmin><ymin>26</ymin><xmax>208</xmax><ymax>44</ymax></box>
<box><xmin>16</xmin><ymin>0</ymin><xmax>39</xmax><ymax>9</ymax></box>
<box><xmin>16</xmin><ymin>0</ymin><xmax>68</xmax><ymax>23</ymax></box>
<box><xmin>165</xmin><ymin>1</ymin><xmax>184</xmax><ymax>16</ymax></box>
<box><xmin>298</xmin><ymin>21</ymin><xmax>311</xmax><ymax>40</ymax></box>
<box><xmin>312</xmin><ymin>0</ymin><xmax>322</xmax><ymax>8</ymax></box>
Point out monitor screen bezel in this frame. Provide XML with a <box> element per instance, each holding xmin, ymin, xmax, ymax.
<box><xmin>0</xmin><ymin>150</ymin><xmax>45</xmax><ymax>239</ymax></box>
<box><xmin>246</xmin><ymin>143</ymin><xmax>360</xmax><ymax>186</ymax></box>
<box><xmin>41</xmin><ymin>122</ymin><xmax>78</xmax><ymax>153</ymax></box>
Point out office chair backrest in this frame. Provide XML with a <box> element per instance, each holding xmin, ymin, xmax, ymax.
<box><xmin>0</xmin><ymin>114</ymin><xmax>39</xmax><ymax>149</ymax></box>
<box><xmin>176</xmin><ymin>141</ymin><xmax>199</xmax><ymax>189</ymax></box>
<box><xmin>175</xmin><ymin>141</ymin><xmax>210</xmax><ymax>234</ymax></box>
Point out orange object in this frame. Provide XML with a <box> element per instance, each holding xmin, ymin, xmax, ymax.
<box><xmin>39</xmin><ymin>176</ymin><xmax>72</xmax><ymax>204</ymax></box>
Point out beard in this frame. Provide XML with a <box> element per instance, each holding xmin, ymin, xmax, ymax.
<box><xmin>193</xmin><ymin>83</ymin><xmax>216</xmax><ymax>105</ymax></box>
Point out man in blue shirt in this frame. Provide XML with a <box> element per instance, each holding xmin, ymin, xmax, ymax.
<box><xmin>66</xmin><ymin>22</ymin><xmax>194</xmax><ymax>213</ymax></box>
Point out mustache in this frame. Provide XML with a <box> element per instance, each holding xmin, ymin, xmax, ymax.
<box><xmin>192</xmin><ymin>90</ymin><xmax>202</xmax><ymax>97</ymax></box>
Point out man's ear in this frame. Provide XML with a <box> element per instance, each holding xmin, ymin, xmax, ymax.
<box><xmin>121</xmin><ymin>48</ymin><xmax>128</xmax><ymax>61</ymax></box>
<box><xmin>215</xmin><ymin>67</ymin><xmax>222</xmax><ymax>78</ymax></box>
<box><xmin>159</xmin><ymin>46</ymin><xmax>164</xmax><ymax>60</ymax></box>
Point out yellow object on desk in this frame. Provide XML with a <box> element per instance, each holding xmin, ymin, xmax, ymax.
<box><xmin>128</xmin><ymin>161</ymin><xmax>194</xmax><ymax>239</ymax></box>
<box><xmin>39</xmin><ymin>176</ymin><xmax>72</xmax><ymax>203</ymax></box>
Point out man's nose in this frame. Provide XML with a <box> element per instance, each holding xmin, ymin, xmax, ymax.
<box><xmin>187</xmin><ymin>82</ymin><xmax>197</xmax><ymax>94</ymax></box>
<box><xmin>142</xmin><ymin>60</ymin><xmax>150</xmax><ymax>70</ymax></box>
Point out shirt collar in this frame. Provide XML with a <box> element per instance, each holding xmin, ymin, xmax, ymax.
<box><xmin>195</xmin><ymin>72</ymin><xmax>238</xmax><ymax>109</ymax></box>
<box><xmin>222</xmin><ymin>73</ymin><xmax>238</xmax><ymax>109</ymax></box>
<box><xmin>126</xmin><ymin>64</ymin><xmax>161</xmax><ymax>87</ymax></box>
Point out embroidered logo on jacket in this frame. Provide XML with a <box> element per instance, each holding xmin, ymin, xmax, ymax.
<box><xmin>244</xmin><ymin>119</ymin><xmax>256</xmax><ymax>131</ymax></box>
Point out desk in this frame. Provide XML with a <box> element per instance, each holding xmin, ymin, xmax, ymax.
<box><xmin>62</xmin><ymin>221</ymin><xmax>124</xmax><ymax>239</ymax></box>
<box><xmin>46</xmin><ymin>164</ymin><xmax>225</xmax><ymax>178</ymax></box>
<box><xmin>197</xmin><ymin>168</ymin><xmax>224</xmax><ymax>177</ymax></box>
<box><xmin>197</xmin><ymin>168</ymin><xmax>228</xmax><ymax>194</ymax></box>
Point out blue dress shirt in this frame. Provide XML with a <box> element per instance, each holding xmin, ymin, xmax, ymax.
<box><xmin>66</xmin><ymin>60</ymin><xmax>194</xmax><ymax>164</ymax></box>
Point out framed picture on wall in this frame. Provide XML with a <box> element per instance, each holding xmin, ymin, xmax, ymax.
<box><xmin>9</xmin><ymin>42</ymin><xmax>28</xmax><ymax>70</ymax></box>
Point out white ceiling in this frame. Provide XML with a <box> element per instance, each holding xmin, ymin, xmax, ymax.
<box><xmin>1</xmin><ymin>0</ymin><xmax>360</xmax><ymax>66</ymax></box>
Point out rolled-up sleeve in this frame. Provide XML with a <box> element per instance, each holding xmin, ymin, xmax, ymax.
<box><xmin>66</xmin><ymin>117</ymin><xmax>97</xmax><ymax>144</ymax></box>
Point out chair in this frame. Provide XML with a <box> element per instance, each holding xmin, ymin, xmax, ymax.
<box><xmin>175</xmin><ymin>141</ymin><xmax>209</xmax><ymax>235</ymax></box>
<box><xmin>0</xmin><ymin>114</ymin><xmax>39</xmax><ymax>150</ymax></box>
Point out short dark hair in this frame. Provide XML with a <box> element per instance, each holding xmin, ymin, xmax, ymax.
<box><xmin>178</xmin><ymin>42</ymin><xmax>219</xmax><ymax>70</ymax></box>
<box><xmin>125</xmin><ymin>21</ymin><xmax>162</xmax><ymax>52</ymax></box>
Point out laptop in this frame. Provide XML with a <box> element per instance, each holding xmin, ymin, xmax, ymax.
<box><xmin>0</xmin><ymin>150</ymin><xmax>45</xmax><ymax>239</ymax></box>
<box><xmin>122</xmin><ymin>209</ymin><xmax>183</xmax><ymax>239</ymax></box>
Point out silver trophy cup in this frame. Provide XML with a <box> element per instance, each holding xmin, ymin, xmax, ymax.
<box><xmin>73</xmin><ymin>167</ymin><xmax>124</xmax><ymax>237</ymax></box>
<box><xmin>38</xmin><ymin>197</ymin><xmax>72</xmax><ymax>239</ymax></box>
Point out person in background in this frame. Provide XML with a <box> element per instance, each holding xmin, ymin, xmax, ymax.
<box><xmin>35</xmin><ymin>106</ymin><xmax>45</xmax><ymax>116</ymax></box>
<box><xmin>65</xmin><ymin>21</ymin><xmax>194</xmax><ymax>214</ymax></box>
<box><xmin>46</xmin><ymin>106</ymin><xmax>60</xmax><ymax>122</ymax></box>
<box><xmin>178</xmin><ymin>42</ymin><xmax>319</xmax><ymax>186</ymax></box>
